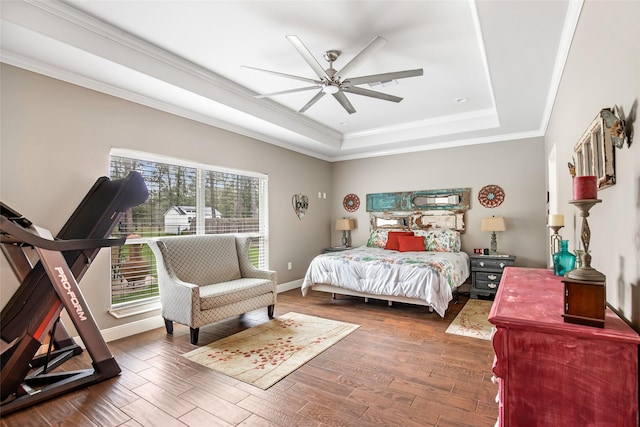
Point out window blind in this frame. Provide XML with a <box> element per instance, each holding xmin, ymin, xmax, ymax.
<box><xmin>109</xmin><ymin>150</ymin><xmax>268</xmax><ymax>308</ymax></box>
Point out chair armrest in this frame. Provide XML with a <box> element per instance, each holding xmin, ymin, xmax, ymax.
<box><xmin>244</xmin><ymin>267</ymin><xmax>277</xmax><ymax>283</ymax></box>
<box><xmin>235</xmin><ymin>235</ymin><xmax>277</xmax><ymax>285</ymax></box>
<box><xmin>148</xmin><ymin>240</ymin><xmax>200</xmax><ymax>325</ymax></box>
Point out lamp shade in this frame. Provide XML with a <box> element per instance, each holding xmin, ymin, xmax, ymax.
<box><xmin>481</xmin><ymin>216</ymin><xmax>506</xmax><ymax>232</ymax></box>
<box><xmin>336</xmin><ymin>218</ymin><xmax>355</xmax><ymax>231</ymax></box>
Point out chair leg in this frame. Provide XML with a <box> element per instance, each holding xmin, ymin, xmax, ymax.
<box><xmin>164</xmin><ymin>318</ymin><xmax>173</xmax><ymax>334</ymax></box>
<box><xmin>267</xmin><ymin>304</ymin><xmax>275</xmax><ymax>318</ymax></box>
<box><xmin>190</xmin><ymin>328</ymin><xmax>199</xmax><ymax>345</ymax></box>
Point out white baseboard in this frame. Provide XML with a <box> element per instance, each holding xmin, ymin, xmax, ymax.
<box><xmin>278</xmin><ymin>279</ymin><xmax>302</xmax><ymax>293</ymax></box>
<box><xmin>85</xmin><ymin>279</ymin><xmax>304</xmax><ymax>344</ymax></box>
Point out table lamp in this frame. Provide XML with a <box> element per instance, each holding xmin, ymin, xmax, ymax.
<box><xmin>335</xmin><ymin>218</ymin><xmax>355</xmax><ymax>247</ymax></box>
<box><xmin>481</xmin><ymin>216</ymin><xmax>506</xmax><ymax>255</ymax></box>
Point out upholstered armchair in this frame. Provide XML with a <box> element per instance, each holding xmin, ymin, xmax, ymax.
<box><xmin>148</xmin><ymin>234</ymin><xmax>277</xmax><ymax>344</ymax></box>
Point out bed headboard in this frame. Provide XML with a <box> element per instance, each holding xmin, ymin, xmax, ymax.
<box><xmin>370</xmin><ymin>210</ymin><xmax>466</xmax><ymax>232</ymax></box>
<box><xmin>367</xmin><ymin>188</ymin><xmax>470</xmax><ymax>232</ymax></box>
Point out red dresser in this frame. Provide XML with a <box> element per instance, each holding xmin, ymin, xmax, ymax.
<box><xmin>489</xmin><ymin>267</ymin><xmax>639</xmax><ymax>427</ymax></box>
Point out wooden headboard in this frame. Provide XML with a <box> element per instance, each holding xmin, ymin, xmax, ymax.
<box><xmin>367</xmin><ymin>188</ymin><xmax>470</xmax><ymax>232</ymax></box>
<box><xmin>370</xmin><ymin>210</ymin><xmax>466</xmax><ymax>232</ymax></box>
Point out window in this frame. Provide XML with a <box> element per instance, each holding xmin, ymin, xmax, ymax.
<box><xmin>109</xmin><ymin>149</ymin><xmax>268</xmax><ymax>309</ymax></box>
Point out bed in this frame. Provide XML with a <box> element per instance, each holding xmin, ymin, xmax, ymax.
<box><xmin>301</xmin><ymin>244</ymin><xmax>469</xmax><ymax>316</ymax></box>
<box><xmin>302</xmin><ymin>193</ymin><xmax>471</xmax><ymax>317</ymax></box>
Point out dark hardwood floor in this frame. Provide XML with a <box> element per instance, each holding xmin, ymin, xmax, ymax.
<box><xmin>1</xmin><ymin>289</ymin><xmax>498</xmax><ymax>427</ymax></box>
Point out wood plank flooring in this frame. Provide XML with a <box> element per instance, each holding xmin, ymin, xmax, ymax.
<box><xmin>1</xmin><ymin>290</ymin><xmax>498</xmax><ymax>426</ymax></box>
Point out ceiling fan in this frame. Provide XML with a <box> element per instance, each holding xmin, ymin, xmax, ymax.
<box><xmin>242</xmin><ymin>35</ymin><xmax>423</xmax><ymax>115</ymax></box>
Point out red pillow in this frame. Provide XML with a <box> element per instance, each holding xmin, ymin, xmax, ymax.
<box><xmin>397</xmin><ymin>235</ymin><xmax>426</xmax><ymax>252</ymax></box>
<box><xmin>385</xmin><ymin>231</ymin><xmax>414</xmax><ymax>250</ymax></box>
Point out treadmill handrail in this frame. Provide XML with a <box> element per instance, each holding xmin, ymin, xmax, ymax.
<box><xmin>0</xmin><ymin>216</ymin><xmax>126</xmax><ymax>251</ymax></box>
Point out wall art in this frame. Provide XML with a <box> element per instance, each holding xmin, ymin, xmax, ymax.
<box><xmin>343</xmin><ymin>194</ymin><xmax>360</xmax><ymax>212</ymax></box>
<box><xmin>478</xmin><ymin>185</ymin><xmax>505</xmax><ymax>208</ymax></box>
<box><xmin>292</xmin><ymin>193</ymin><xmax>309</xmax><ymax>220</ymax></box>
<box><xmin>574</xmin><ymin>109</ymin><xmax>616</xmax><ymax>190</ymax></box>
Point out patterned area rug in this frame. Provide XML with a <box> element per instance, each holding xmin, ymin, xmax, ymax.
<box><xmin>182</xmin><ymin>312</ymin><xmax>359</xmax><ymax>389</ymax></box>
<box><xmin>445</xmin><ymin>299</ymin><xmax>494</xmax><ymax>340</ymax></box>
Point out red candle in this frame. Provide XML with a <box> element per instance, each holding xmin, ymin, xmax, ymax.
<box><xmin>573</xmin><ymin>176</ymin><xmax>597</xmax><ymax>200</ymax></box>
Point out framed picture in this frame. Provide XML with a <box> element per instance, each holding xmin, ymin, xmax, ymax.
<box><xmin>574</xmin><ymin>110</ymin><xmax>616</xmax><ymax>190</ymax></box>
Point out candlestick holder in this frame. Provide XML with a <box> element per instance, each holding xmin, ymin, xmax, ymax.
<box><xmin>549</xmin><ymin>225</ymin><xmax>563</xmax><ymax>255</ymax></box>
<box><xmin>566</xmin><ymin>199</ymin><xmax>604</xmax><ymax>282</ymax></box>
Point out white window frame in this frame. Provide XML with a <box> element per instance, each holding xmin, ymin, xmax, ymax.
<box><xmin>108</xmin><ymin>148</ymin><xmax>269</xmax><ymax>316</ymax></box>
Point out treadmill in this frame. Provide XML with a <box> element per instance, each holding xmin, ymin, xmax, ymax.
<box><xmin>0</xmin><ymin>171</ymin><xmax>148</xmax><ymax>415</ymax></box>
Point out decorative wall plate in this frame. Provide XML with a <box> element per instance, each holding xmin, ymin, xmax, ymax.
<box><xmin>343</xmin><ymin>194</ymin><xmax>360</xmax><ymax>212</ymax></box>
<box><xmin>478</xmin><ymin>185</ymin><xmax>505</xmax><ymax>208</ymax></box>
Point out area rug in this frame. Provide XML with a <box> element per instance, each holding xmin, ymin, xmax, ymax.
<box><xmin>182</xmin><ymin>312</ymin><xmax>359</xmax><ymax>389</ymax></box>
<box><xmin>445</xmin><ymin>299</ymin><xmax>494</xmax><ymax>340</ymax></box>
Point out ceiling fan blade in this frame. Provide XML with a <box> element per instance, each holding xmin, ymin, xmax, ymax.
<box><xmin>255</xmin><ymin>86</ymin><xmax>321</xmax><ymax>98</ymax></box>
<box><xmin>332</xmin><ymin>91</ymin><xmax>356</xmax><ymax>114</ymax></box>
<box><xmin>342</xmin><ymin>86</ymin><xmax>403</xmax><ymax>103</ymax></box>
<box><xmin>241</xmin><ymin>65</ymin><xmax>321</xmax><ymax>84</ymax></box>
<box><xmin>343</xmin><ymin>69</ymin><xmax>423</xmax><ymax>86</ymax></box>
<box><xmin>336</xmin><ymin>36</ymin><xmax>387</xmax><ymax>79</ymax></box>
<box><xmin>299</xmin><ymin>90</ymin><xmax>326</xmax><ymax>113</ymax></box>
<box><xmin>286</xmin><ymin>35</ymin><xmax>331</xmax><ymax>80</ymax></box>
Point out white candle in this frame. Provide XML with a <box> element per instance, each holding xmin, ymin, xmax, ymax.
<box><xmin>549</xmin><ymin>214</ymin><xmax>564</xmax><ymax>227</ymax></box>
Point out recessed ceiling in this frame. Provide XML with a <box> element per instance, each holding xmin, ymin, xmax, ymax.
<box><xmin>0</xmin><ymin>0</ymin><xmax>581</xmax><ymax>161</ymax></box>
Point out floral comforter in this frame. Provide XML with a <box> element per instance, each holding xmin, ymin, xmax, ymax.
<box><xmin>301</xmin><ymin>246</ymin><xmax>469</xmax><ymax>317</ymax></box>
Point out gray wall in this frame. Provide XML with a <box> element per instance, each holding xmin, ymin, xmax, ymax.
<box><xmin>331</xmin><ymin>138</ymin><xmax>548</xmax><ymax>269</ymax></box>
<box><xmin>0</xmin><ymin>64</ymin><xmax>332</xmax><ymax>331</ymax></box>
<box><xmin>545</xmin><ymin>0</ymin><xmax>639</xmax><ymax>330</ymax></box>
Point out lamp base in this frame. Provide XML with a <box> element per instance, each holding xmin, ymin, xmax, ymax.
<box><xmin>341</xmin><ymin>230</ymin><xmax>348</xmax><ymax>247</ymax></box>
<box><xmin>489</xmin><ymin>231</ymin><xmax>498</xmax><ymax>255</ymax></box>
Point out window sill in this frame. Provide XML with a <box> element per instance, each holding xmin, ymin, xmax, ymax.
<box><xmin>109</xmin><ymin>300</ymin><xmax>161</xmax><ymax>319</ymax></box>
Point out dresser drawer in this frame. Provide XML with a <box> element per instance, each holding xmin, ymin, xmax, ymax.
<box><xmin>471</xmin><ymin>257</ymin><xmax>515</xmax><ymax>271</ymax></box>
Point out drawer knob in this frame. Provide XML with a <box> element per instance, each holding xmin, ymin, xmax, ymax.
<box><xmin>488</xmin><ymin>283</ymin><xmax>498</xmax><ymax>289</ymax></box>
<box><xmin>499</xmin><ymin>262</ymin><xmax>505</xmax><ymax>268</ymax></box>
<box><xmin>479</xmin><ymin>261</ymin><xmax>485</xmax><ymax>267</ymax></box>
<box><xmin>488</xmin><ymin>274</ymin><xmax>497</xmax><ymax>280</ymax></box>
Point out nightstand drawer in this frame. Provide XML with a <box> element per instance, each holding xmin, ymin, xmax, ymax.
<box><xmin>476</xmin><ymin>271</ymin><xmax>502</xmax><ymax>282</ymax></box>
<box><xmin>471</xmin><ymin>257</ymin><xmax>514</xmax><ymax>271</ymax></box>
<box><xmin>475</xmin><ymin>279</ymin><xmax>501</xmax><ymax>291</ymax></box>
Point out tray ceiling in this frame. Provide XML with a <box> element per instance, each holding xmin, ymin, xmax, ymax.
<box><xmin>0</xmin><ymin>0</ymin><xmax>581</xmax><ymax>161</ymax></box>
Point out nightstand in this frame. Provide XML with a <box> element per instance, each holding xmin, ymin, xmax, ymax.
<box><xmin>323</xmin><ymin>246</ymin><xmax>351</xmax><ymax>253</ymax></box>
<box><xmin>470</xmin><ymin>254</ymin><xmax>516</xmax><ymax>299</ymax></box>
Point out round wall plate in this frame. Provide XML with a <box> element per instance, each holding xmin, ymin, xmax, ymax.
<box><xmin>343</xmin><ymin>193</ymin><xmax>360</xmax><ymax>212</ymax></box>
<box><xmin>478</xmin><ymin>185</ymin><xmax>505</xmax><ymax>208</ymax></box>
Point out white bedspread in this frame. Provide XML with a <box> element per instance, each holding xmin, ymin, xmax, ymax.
<box><xmin>301</xmin><ymin>246</ymin><xmax>469</xmax><ymax>317</ymax></box>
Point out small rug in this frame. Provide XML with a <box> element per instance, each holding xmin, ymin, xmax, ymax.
<box><xmin>182</xmin><ymin>312</ymin><xmax>359</xmax><ymax>389</ymax></box>
<box><xmin>445</xmin><ymin>299</ymin><xmax>494</xmax><ymax>340</ymax></box>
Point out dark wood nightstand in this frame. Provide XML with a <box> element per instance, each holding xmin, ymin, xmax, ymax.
<box><xmin>470</xmin><ymin>254</ymin><xmax>516</xmax><ymax>298</ymax></box>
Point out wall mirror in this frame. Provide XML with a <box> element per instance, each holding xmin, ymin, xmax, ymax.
<box><xmin>574</xmin><ymin>110</ymin><xmax>616</xmax><ymax>190</ymax></box>
<box><xmin>370</xmin><ymin>211</ymin><xmax>465</xmax><ymax>231</ymax></box>
<box><xmin>371</xmin><ymin>216</ymin><xmax>411</xmax><ymax>229</ymax></box>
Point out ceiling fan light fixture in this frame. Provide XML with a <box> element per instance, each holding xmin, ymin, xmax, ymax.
<box><xmin>322</xmin><ymin>84</ymin><xmax>340</xmax><ymax>94</ymax></box>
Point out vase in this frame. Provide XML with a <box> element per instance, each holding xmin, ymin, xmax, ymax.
<box><xmin>553</xmin><ymin>240</ymin><xmax>576</xmax><ymax>276</ymax></box>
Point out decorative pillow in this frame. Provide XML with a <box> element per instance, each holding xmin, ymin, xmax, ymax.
<box><xmin>397</xmin><ymin>235</ymin><xmax>426</xmax><ymax>252</ymax></box>
<box><xmin>385</xmin><ymin>231</ymin><xmax>415</xmax><ymax>250</ymax></box>
<box><xmin>416</xmin><ymin>229</ymin><xmax>461</xmax><ymax>252</ymax></box>
<box><xmin>367</xmin><ymin>229</ymin><xmax>389</xmax><ymax>248</ymax></box>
